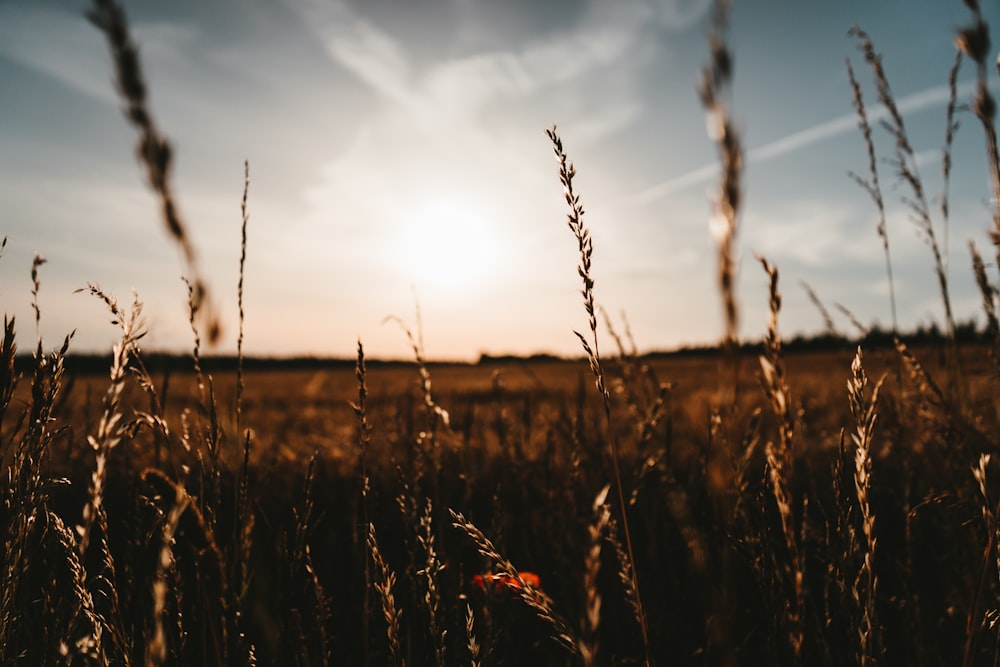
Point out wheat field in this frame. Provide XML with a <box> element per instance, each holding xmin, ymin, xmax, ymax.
<box><xmin>2</xmin><ymin>0</ymin><xmax>1000</xmax><ymax>665</ymax></box>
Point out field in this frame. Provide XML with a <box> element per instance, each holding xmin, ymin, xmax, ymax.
<box><xmin>3</xmin><ymin>0</ymin><xmax>1000</xmax><ymax>665</ymax></box>
<box><xmin>4</xmin><ymin>341</ymin><xmax>1000</xmax><ymax>666</ymax></box>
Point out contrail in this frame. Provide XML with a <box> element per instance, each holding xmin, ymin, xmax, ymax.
<box><xmin>630</xmin><ymin>79</ymin><xmax>980</xmax><ymax>206</ymax></box>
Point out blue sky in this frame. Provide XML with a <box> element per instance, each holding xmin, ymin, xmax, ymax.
<box><xmin>1</xmin><ymin>0</ymin><xmax>998</xmax><ymax>360</ymax></box>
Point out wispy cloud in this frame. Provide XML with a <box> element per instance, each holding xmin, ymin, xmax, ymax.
<box><xmin>629</xmin><ymin>79</ymin><xmax>983</xmax><ymax>205</ymax></box>
<box><xmin>294</xmin><ymin>0</ymin><xmax>649</xmax><ymax>127</ymax></box>
<box><xmin>324</xmin><ymin>18</ymin><xmax>421</xmax><ymax>111</ymax></box>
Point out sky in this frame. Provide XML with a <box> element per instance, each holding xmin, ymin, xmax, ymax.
<box><xmin>1</xmin><ymin>0</ymin><xmax>998</xmax><ymax>361</ymax></box>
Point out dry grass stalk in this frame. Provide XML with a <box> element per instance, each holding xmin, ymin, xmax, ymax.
<box><xmin>601</xmin><ymin>307</ymin><xmax>671</xmax><ymax>447</ymax></box>
<box><xmin>384</xmin><ymin>313</ymin><xmax>450</xmax><ymax>487</ymax></box>
<box><xmin>235</xmin><ymin>161</ymin><xmax>254</xmax><ymax>618</ymax></box>
<box><xmin>0</xmin><ymin>314</ymin><xmax>15</xmax><ymax>443</ymax></box>
<box><xmin>0</xmin><ymin>271</ymin><xmax>73</xmax><ymax>659</ymax></box>
<box><xmin>757</xmin><ymin>256</ymin><xmax>804</xmax><ymax>664</ymax></box>
<box><xmin>699</xmin><ymin>0</ymin><xmax>743</xmax><ymax>352</ymax></box>
<box><xmin>969</xmin><ymin>241</ymin><xmax>1000</xmax><ymax>365</ymax></box>
<box><xmin>236</xmin><ymin>160</ymin><xmax>250</xmax><ymax>437</ymax></box>
<box><xmin>966</xmin><ymin>453</ymin><xmax>1000</xmax><ymax>667</ymax></box>
<box><xmin>800</xmin><ymin>280</ymin><xmax>841</xmax><ymax>338</ymax></box>
<box><xmin>850</xmin><ymin>26</ymin><xmax>957</xmax><ymax>344</ymax></box>
<box><xmin>75</xmin><ymin>285</ymin><xmax>143</xmax><ymax>558</ymax></box>
<box><xmin>0</xmin><ymin>237</ymin><xmax>15</xmax><ymax>439</ymax></box>
<box><xmin>449</xmin><ymin>509</ymin><xmax>579</xmax><ymax>657</ymax></box>
<box><xmin>30</xmin><ymin>254</ymin><xmax>46</xmax><ymax>345</ymax></box>
<box><xmin>124</xmin><ymin>337</ymin><xmax>171</xmax><ymax>468</ymax></box>
<box><xmin>545</xmin><ymin>125</ymin><xmax>602</xmax><ymax>389</ymax></box>
<box><xmin>87</xmin><ymin>0</ymin><xmax>220</xmax><ymax>344</ymax></box>
<box><xmin>183</xmin><ymin>276</ymin><xmax>223</xmax><ymax>532</ymax></box>
<box><xmin>47</xmin><ymin>510</ymin><xmax>105</xmax><ymax>664</ymax></box>
<box><xmin>835</xmin><ymin>303</ymin><xmax>870</xmax><ymax>338</ymax></box>
<box><xmin>940</xmin><ymin>50</ymin><xmax>963</xmax><ymax>269</ymax></box>
<box><xmin>353</xmin><ymin>340</ymin><xmax>372</xmax><ymax>481</ymax></box>
<box><xmin>91</xmin><ymin>499</ymin><xmax>130</xmax><ymax>662</ymax></box>
<box><xmin>184</xmin><ymin>277</ymin><xmax>207</xmax><ymax>405</ymax></box>
<box><xmin>846</xmin><ymin>58</ymin><xmax>897</xmax><ymax>335</ymax></box>
<box><xmin>894</xmin><ymin>338</ymin><xmax>947</xmax><ymax>416</ymax></box>
<box><xmin>70</xmin><ymin>287</ymin><xmax>139</xmax><ymax>662</ymax></box>
<box><xmin>289</xmin><ymin>454</ymin><xmax>331</xmax><ymax>666</ymax></box>
<box><xmin>974</xmin><ymin>454</ymin><xmax>999</xmax><ymax>576</ymax></box>
<box><xmin>385</xmin><ymin>311</ymin><xmax>449</xmax><ymax>429</ymax></box>
<box><xmin>604</xmin><ymin>513</ymin><xmax>642</xmax><ymax>635</ymax></box>
<box><xmin>139</xmin><ymin>467</ymin><xmax>228</xmax><ymax>665</ymax></box>
<box><xmin>847</xmin><ymin>347</ymin><xmax>885</xmax><ymax>667</ymax></box>
<box><xmin>545</xmin><ymin>124</ymin><xmax>650</xmax><ymax>665</ymax></box>
<box><xmin>147</xmin><ymin>481</ymin><xmax>191</xmax><ymax>667</ymax></box>
<box><xmin>464</xmin><ymin>602</ymin><xmax>481</xmax><ymax>667</ymax></box>
<box><xmin>352</xmin><ymin>339</ymin><xmax>373</xmax><ymax>666</ymax></box>
<box><xmin>368</xmin><ymin>522</ymin><xmax>404</xmax><ymax>667</ymax></box>
<box><xmin>954</xmin><ymin>0</ymin><xmax>1000</xmax><ymax>251</ymax></box>
<box><xmin>416</xmin><ymin>499</ymin><xmax>447</xmax><ymax>667</ymax></box>
<box><xmin>580</xmin><ymin>484</ymin><xmax>611</xmax><ymax>667</ymax></box>
<box><xmin>758</xmin><ymin>257</ymin><xmax>793</xmax><ymax>456</ymax></box>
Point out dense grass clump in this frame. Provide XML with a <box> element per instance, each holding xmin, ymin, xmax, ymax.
<box><xmin>2</xmin><ymin>0</ymin><xmax>1000</xmax><ymax>665</ymax></box>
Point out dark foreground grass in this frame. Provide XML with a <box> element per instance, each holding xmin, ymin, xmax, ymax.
<box><xmin>2</xmin><ymin>341</ymin><xmax>999</xmax><ymax>666</ymax></box>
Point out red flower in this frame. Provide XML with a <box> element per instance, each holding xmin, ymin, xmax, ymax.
<box><xmin>471</xmin><ymin>571</ymin><xmax>541</xmax><ymax>596</ymax></box>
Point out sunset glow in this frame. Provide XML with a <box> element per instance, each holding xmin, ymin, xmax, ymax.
<box><xmin>1</xmin><ymin>1</ymin><xmax>997</xmax><ymax>360</ymax></box>
<box><xmin>394</xmin><ymin>196</ymin><xmax>502</xmax><ymax>299</ymax></box>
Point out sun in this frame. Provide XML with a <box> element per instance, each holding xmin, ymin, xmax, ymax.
<box><xmin>393</xmin><ymin>196</ymin><xmax>501</xmax><ymax>298</ymax></box>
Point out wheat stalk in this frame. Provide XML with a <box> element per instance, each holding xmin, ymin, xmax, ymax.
<box><xmin>940</xmin><ymin>50</ymin><xmax>963</xmax><ymax>272</ymax></box>
<box><xmin>464</xmin><ymin>602</ymin><xmax>481</xmax><ymax>667</ymax></box>
<box><xmin>700</xmin><ymin>0</ymin><xmax>743</xmax><ymax>353</ymax></box>
<box><xmin>757</xmin><ymin>256</ymin><xmax>804</xmax><ymax>664</ymax></box>
<box><xmin>417</xmin><ymin>498</ymin><xmax>446</xmax><ymax>667</ymax></box>
<box><xmin>0</xmin><ymin>263</ymin><xmax>74</xmax><ymax>660</ymax></box>
<box><xmin>289</xmin><ymin>453</ymin><xmax>331</xmax><ymax>666</ymax></box>
<box><xmin>384</xmin><ymin>313</ymin><xmax>450</xmax><ymax>489</ymax></box>
<box><xmin>847</xmin><ymin>347</ymin><xmax>885</xmax><ymax>667</ymax></box>
<box><xmin>234</xmin><ymin>161</ymin><xmax>254</xmax><ymax>630</ymax></box>
<box><xmin>147</xmin><ymin>482</ymin><xmax>191</xmax><ymax>667</ymax></box>
<box><xmin>47</xmin><ymin>509</ymin><xmax>108</xmax><ymax>664</ymax></box>
<box><xmin>87</xmin><ymin>0</ymin><xmax>220</xmax><ymax>344</ymax></box>
<box><xmin>580</xmin><ymin>484</ymin><xmax>611</xmax><ymax>667</ymax></box>
<box><xmin>846</xmin><ymin>58</ymin><xmax>897</xmax><ymax>335</ymax></box>
<box><xmin>850</xmin><ymin>25</ymin><xmax>957</xmax><ymax>346</ymax></box>
<box><xmin>368</xmin><ymin>522</ymin><xmax>404</xmax><ymax>667</ymax></box>
<box><xmin>75</xmin><ymin>286</ymin><xmax>143</xmax><ymax>557</ymax></box>
<box><xmin>545</xmin><ymin>124</ymin><xmax>651</xmax><ymax>665</ymax></box>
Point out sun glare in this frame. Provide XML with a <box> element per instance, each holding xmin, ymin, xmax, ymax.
<box><xmin>394</xmin><ymin>196</ymin><xmax>501</xmax><ymax>298</ymax></box>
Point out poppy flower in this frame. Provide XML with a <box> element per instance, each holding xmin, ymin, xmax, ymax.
<box><xmin>471</xmin><ymin>571</ymin><xmax>541</xmax><ymax>596</ymax></box>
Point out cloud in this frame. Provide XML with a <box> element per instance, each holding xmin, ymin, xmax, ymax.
<box><xmin>294</xmin><ymin>0</ymin><xmax>648</xmax><ymax>126</ymax></box>
<box><xmin>288</xmin><ymin>0</ymin><xmax>660</xmax><ymax>271</ymax></box>
<box><xmin>0</xmin><ymin>4</ymin><xmax>117</xmax><ymax>105</ymax></box>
